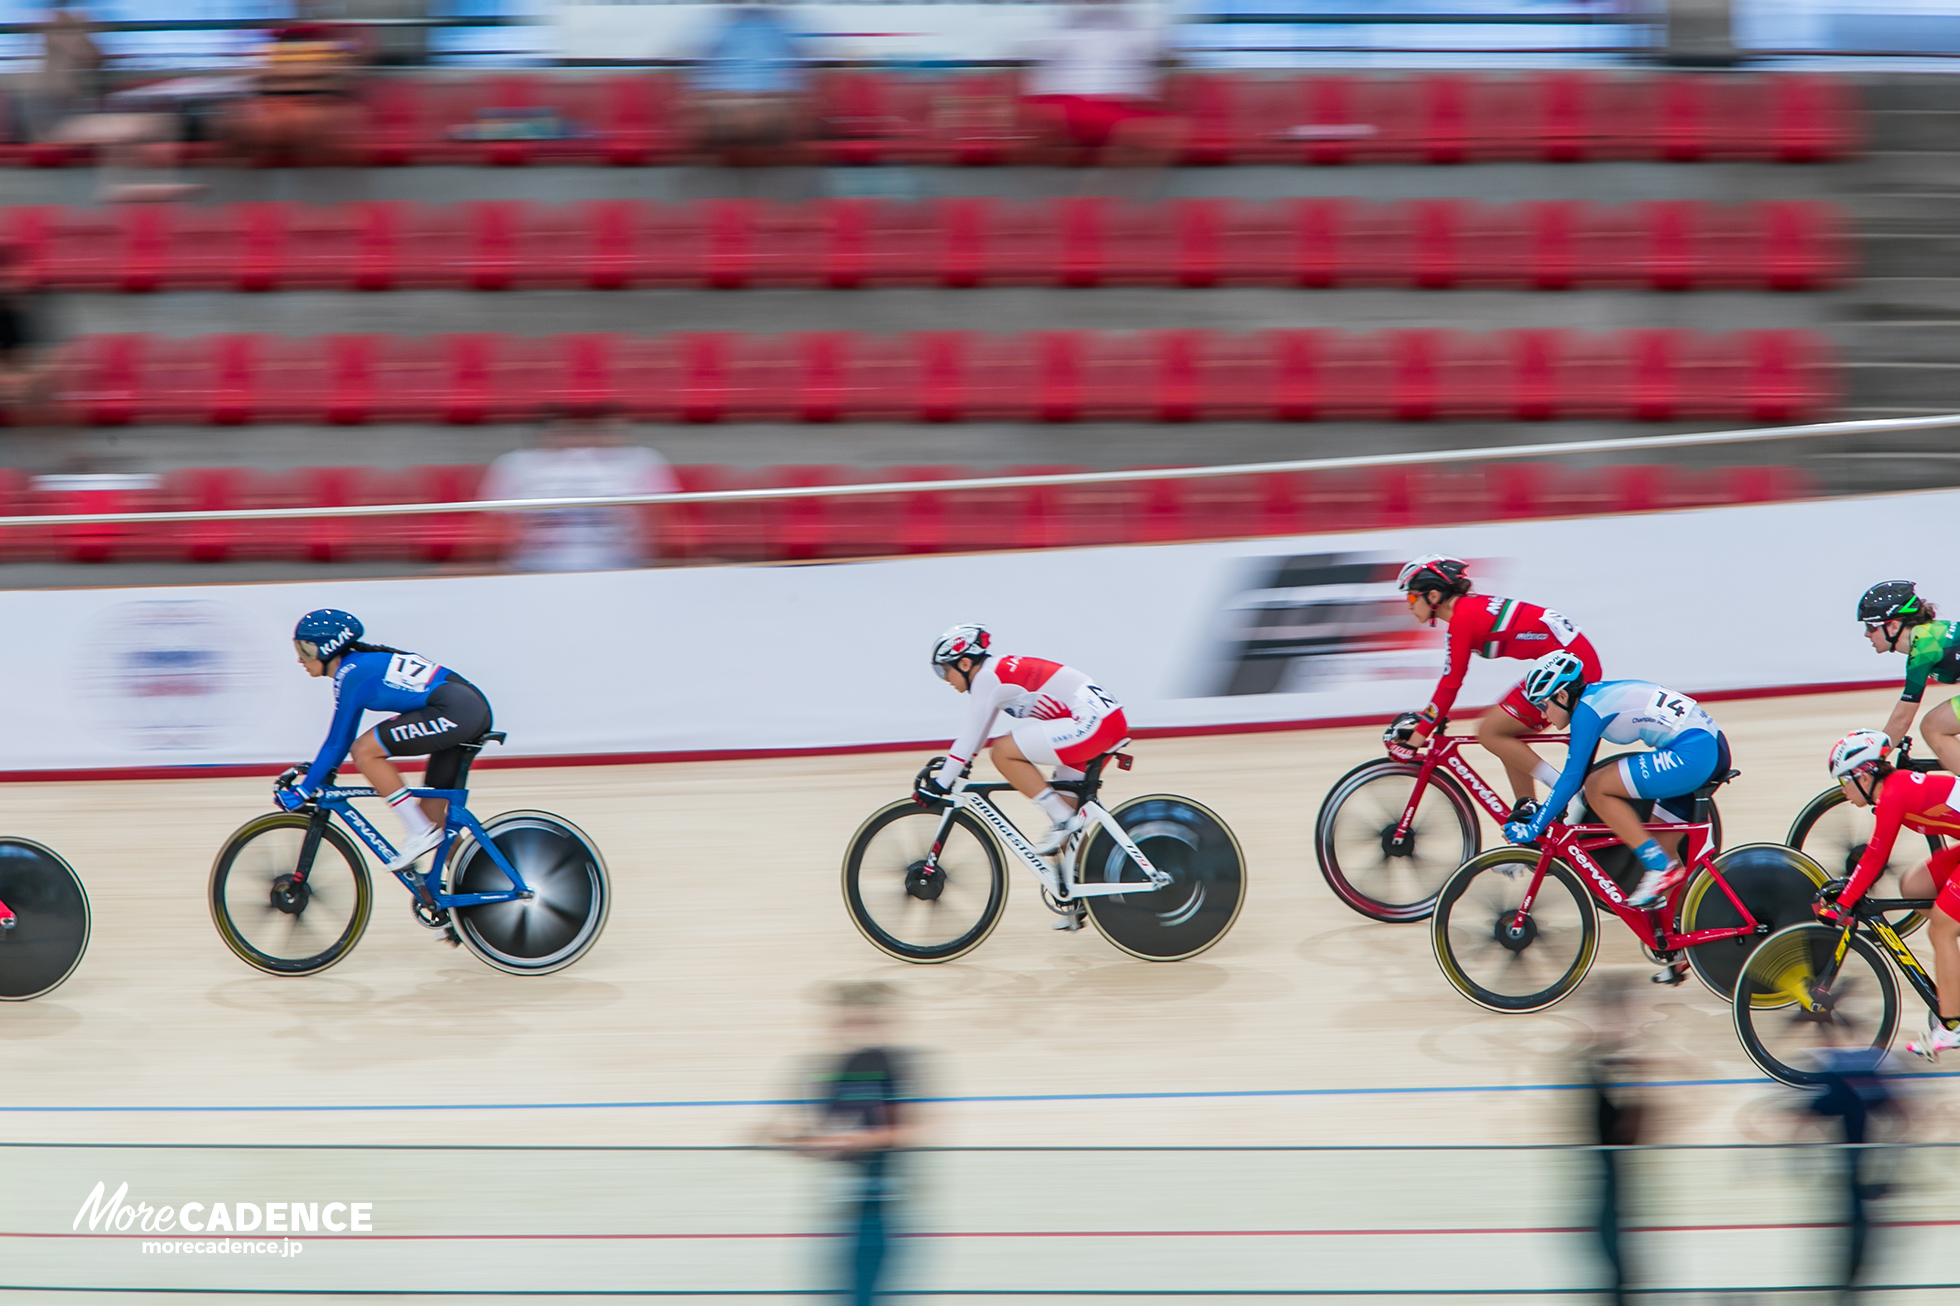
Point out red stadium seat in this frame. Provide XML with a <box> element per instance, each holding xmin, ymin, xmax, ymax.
<box><xmin>1757</xmin><ymin>200</ymin><xmax>1848</xmax><ymax>291</ymax></box>
<box><xmin>924</xmin><ymin>72</ymin><xmax>1024</xmax><ymax>166</ymax></box>
<box><xmin>1770</xmin><ymin>74</ymin><xmax>1857</xmax><ymax>162</ymax></box>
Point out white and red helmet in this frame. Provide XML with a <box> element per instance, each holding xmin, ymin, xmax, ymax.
<box><xmin>1396</xmin><ymin>554</ymin><xmax>1469</xmax><ymax>595</ymax></box>
<box><xmin>930</xmin><ymin>623</ymin><xmax>992</xmax><ymax>668</ymax></box>
<box><xmin>1827</xmin><ymin>729</ymin><xmax>1891</xmax><ymax>781</ymax></box>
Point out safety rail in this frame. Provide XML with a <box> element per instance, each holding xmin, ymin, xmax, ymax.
<box><xmin>1</xmin><ymin>1140</ymin><xmax>1954</xmax><ymax>1297</ymax></box>
<box><xmin>3</xmin><ymin>414</ymin><xmax>1957</xmax><ymax>567</ymax></box>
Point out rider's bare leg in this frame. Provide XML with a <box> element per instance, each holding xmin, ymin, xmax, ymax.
<box><xmin>989</xmin><ymin>735</ymin><xmax>1071</xmax><ymax>809</ymax></box>
<box><xmin>1900</xmin><ymin>861</ymin><xmax>1960</xmax><ymax>1024</ymax></box>
<box><xmin>1584</xmin><ymin>765</ymin><xmax>1663</xmax><ymax>861</ymax></box>
<box><xmin>1478</xmin><ymin>706</ymin><xmax>1546</xmax><ymax>803</ymax></box>
<box><xmin>351</xmin><ymin>730</ymin><xmax>447</xmax><ymax>828</ymax></box>
<box><xmin>1922</xmin><ymin>697</ymin><xmax>1960</xmax><ymax>778</ymax></box>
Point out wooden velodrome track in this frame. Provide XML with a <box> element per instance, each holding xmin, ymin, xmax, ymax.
<box><xmin>2</xmin><ymin>686</ymin><xmax>1956</xmax><ymax>1303</ymax></box>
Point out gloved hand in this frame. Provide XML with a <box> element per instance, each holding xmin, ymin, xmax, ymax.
<box><xmin>1814</xmin><ymin>897</ymin><xmax>1853</xmax><ymax>928</ymax></box>
<box><xmin>1502</xmin><ymin>820</ymin><xmax>1541</xmax><ymax>846</ymax></box>
<box><xmin>912</xmin><ymin>757</ymin><xmax>955</xmax><ymax>809</ymax></box>
<box><xmin>1384</xmin><ymin>712</ymin><xmax>1425</xmax><ymax>746</ymax></box>
<box><xmin>274</xmin><ymin>785</ymin><xmax>309</xmax><ymax>813</ymax></box>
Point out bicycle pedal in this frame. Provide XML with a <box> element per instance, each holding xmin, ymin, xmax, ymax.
<box><xmin>1053</xmin><ymin>905</ymin><xmax>1087</xmax><ymax>932</ymax></box>
<box><xmin>1651</xmin><ymin>962</ymin><xmax>1689</xmax><ymax>987</ymax></box>
<box><xmin>442</xmin><ymin>925</ymin><xmax>462</xmax><ymax>949</ymax></box>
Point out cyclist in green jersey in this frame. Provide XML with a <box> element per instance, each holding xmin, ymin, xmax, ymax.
<box><xmin>1859</xmin><ymin>580</ymin><xmax>1960</xmax><ymax>776</ymax></box>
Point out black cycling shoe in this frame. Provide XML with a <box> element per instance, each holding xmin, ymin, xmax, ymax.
<box><xmin>1508</xmin><ymin>798</ymin><xmax>1541</xmax><ymax>824</ymax></box>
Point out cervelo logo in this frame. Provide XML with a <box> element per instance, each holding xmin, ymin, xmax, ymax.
<box><xmin>388</xmin><ymin>717</ymin><xmax>457</xmax><ymax>743</ymax></box>
<box><xmin>74</xmin><ymin>1182</ymin><xmax>372</xmax><ymax>1235</ymax></box>
<box><xmin>1445</xmin><ymin>755</ymin><xmax>1504</xmax><ymax>813</ymax></box>
<box><xmin>1568</xmin><ymin>847</ymin><xmax>1624</xmax><ymax>904</ymax></box>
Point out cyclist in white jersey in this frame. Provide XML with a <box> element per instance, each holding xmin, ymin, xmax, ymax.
<box><xmin>917</xmin><ymin>623</ymin><xmax>1129</xmax><ymax>857</ymax></box>
<box><xmin>1501</xmin><ymin>650</ymin><xmax>1731</xmax><ymax>912</ymax></box>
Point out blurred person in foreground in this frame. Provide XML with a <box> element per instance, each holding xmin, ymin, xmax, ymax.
<box><xmin>762</xmin><ymin>983</ymin><xmax>914</xmax><ymax>1306</ymax></box>
<box><xmin>1019</xmin><ymin>0</ymin><xmax>1183</xmax><ymax>176</ymax></box>
<box><xmin>1579</xmin><ymin>972</ymin><xmax>1646</xmax><ymax>1306</ymax></box>
<box><xmin>689</xmin><ymin>0</ymin><xmax>810</xmax><ymax>165</ymax></box>
<box><xmin>0</xmin><ymin>245</ymin><xmax>53</xmax><ymax>419</ymax></box>
<box><xmin>1796</xmin><ymin>1020</ymin><xmax>1906</xmax><ymax>1302</ymax></box>
<box><xmin>479</xmin><ymin>408</ymin><xmax>679</xmax><ymax>573</ymax></box>
<box><xmin>220</xmin><ymin>23</ymin><xmax>364</xmax><ymax>168</ymax></box>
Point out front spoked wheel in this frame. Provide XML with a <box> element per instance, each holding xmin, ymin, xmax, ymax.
<box><xmin>1080</xmin><ymin>794</ymin><xmax>1246</xmax><ymax>962</ymax></box>
<box><xmin>209</xmin><ymin>812</ymin><xmax>372</xmax><ymax>976</ymax></box>
<box><xmin>843</xmin><ymin>800</ymin><xmax>1007</xmax><ymax>963</ymax></box>
<box><xmin>1432</xmin><ymin>848</ymin><xmax>1597</xmax><ymax>1013</ymax></box>
<box><xmin>0</xmin><ymin>838</ymin><xmax>90</xmax><ymax>1000</ymax></box>
<box><xmin>1789</xmin><ymin>786</ymin><xmax>1934</xmax><ymax>937</ymax></box>
<box><xmin>444</xmin><ymin>811</ymin><xmax>611</xmax><ymax>975</ymax></box>
<box><xmin>1680</xmin><ymin>844</ymin><xmax>1829</xmax><ymax>1001</ymax></box>
<box><xmin>1733</xmin><ymin>922</ymin><xmax>1899</xmax><ymax>1088</ymax></box>
<box><xmin>1315</xmin><ymin>760</ymin><xmax>1480</xmax><ymax>923</ymax></box>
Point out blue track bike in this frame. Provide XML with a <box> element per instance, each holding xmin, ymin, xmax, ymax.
<box><xmin>208</xmin><ymin>732</ymin><xmax>610</xmax><ymax>976</ymax></box>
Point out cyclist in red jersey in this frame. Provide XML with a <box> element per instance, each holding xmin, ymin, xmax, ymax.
<box><xmin>1822</xmin><ymin>729</ymin><xmax>1960</xmax><ymax>1058</ymax></box>
<box><xmin>1392</xmin><ymin>554</ymin><xmax>1604</xmax><ymax>821</ymax></box>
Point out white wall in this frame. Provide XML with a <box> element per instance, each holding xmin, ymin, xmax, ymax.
<box><xmin>7</xmin><ymin>490</ymin><xmax>1956</xmax><ymax>776</ymax></box>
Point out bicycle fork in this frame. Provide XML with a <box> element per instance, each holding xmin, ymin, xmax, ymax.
<box><xmin>0</xmin><ymin>896</ymin><xmax>12</xmax><ymax>930</ymax></box>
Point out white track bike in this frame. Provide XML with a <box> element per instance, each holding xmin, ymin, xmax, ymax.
<box><xmin>842</xmin><ymin>750</ymin><xmax>1246</xmax><ymax>963</ymax></box>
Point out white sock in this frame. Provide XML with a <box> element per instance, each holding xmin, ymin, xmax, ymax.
<box><xmin>1532</xmin><ymin>761</ymin><xmax>1559</xmax><ymax>788</ymax></box>
<box><xmin>1034</xmin><ymin>788</ymin><xmax>1076</xmax><ymax>824</ymax></box>
<box><xmin>387</xmin><ymin>787</ymin><xmax>434</xmax><ymax>839</ymax></box>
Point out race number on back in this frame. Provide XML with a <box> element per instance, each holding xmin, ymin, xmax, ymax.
<box><xmin>384</xmin><ymin>652</ymin><xmax>439</xmax><ymax>692</ymax></box>
<box><xmin>1540</xmin><ymin>609</ymin><xmax>1580</xmax><ymax>646</ymax></box>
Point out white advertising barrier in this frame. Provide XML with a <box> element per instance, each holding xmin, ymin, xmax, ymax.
<box><xmin>552</xmin><ymin>0</ymin><xmax>1168</xmax><ymax>64</ymax></box>
<box><xmin>3</xmin><ymin>490</ymin><xmax>1956</xmax><ymax>777</ymax></box>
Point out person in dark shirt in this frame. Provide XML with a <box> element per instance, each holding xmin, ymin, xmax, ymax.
<box><xmin>1803</xmin><ymin>1042</ymin><xmax>1903</xmax><ymax>1301</ymax></box>
<box><xmin>0</xmin><ymin>244</ymin><xmax>43</xmax><ymax>413</ymax></box>
<box><xmin>771</xmin><ymin>984</ymin><xmax>913</xmax><ymax>1306</ymax></box>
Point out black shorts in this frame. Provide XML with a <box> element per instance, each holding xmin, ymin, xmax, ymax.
<box><xmin>376</xmin><ymin>676</ymin><xmax>493</xmax><ymax>789</ymax></box>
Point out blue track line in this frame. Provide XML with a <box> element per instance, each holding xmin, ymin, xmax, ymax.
<box><xmin>0</xmin><ymin>1073</ymin><xmax>1854</xmax><ymax>1113</ymax></box>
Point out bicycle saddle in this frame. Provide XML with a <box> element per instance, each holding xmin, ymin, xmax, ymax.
<box><xmin>1691</xmin><ymin>768</ymin><xmax>1741</xmax><ymax>800</ymax></box>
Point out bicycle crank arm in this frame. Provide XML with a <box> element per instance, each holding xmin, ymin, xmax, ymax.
<box><xmin>0</xmin><ymin>897</ymin><xmax>12</xmax><ymax>930</ymax></box>
<box><xmin>1061</xmin><ymin>878</ymin><xmax>1170</xmax><ymax>899</ymax></box>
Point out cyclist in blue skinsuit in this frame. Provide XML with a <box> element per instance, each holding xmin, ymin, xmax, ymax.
<box><xmin>284</xmin><ymin>609</ymin><xmax>493</xmax><ymax>872</ymax></box>
<box><xmin>1501</xmin><ymin>649</ymin><xmax>1730</xmax><ymax>914</ymax></box>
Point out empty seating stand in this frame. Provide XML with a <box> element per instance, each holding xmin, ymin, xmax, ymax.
<box><xmin>1</xmin><ymin>198</ymin><xmax>1850</xmax><ymax>294</ymax></box>
<box><xmin>0</xmin><ymin>71</ymin><xmax>1859</xmax><ymax>169</ymax></box>
<box><xmin>41</xmin><ymin>328</ymin><xmax>1837</xmax><ymax>428</ymax></box>
<box><xmin>0</xmin><ymin>461</ymin><xmax>1812</xmax><ymax>566</ymax></box>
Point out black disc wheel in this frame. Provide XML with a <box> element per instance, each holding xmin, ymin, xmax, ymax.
<box><xmin>209</xmin><ymin>813</ymin><xmax>372</xmax><ymax>977</ymax></box>
<box><xmin>1733</xmin><ymin>923</ymin><xmax>1899</xmax><ymax>1088</ymax></box>
<box><xmin>1315</xmin><ymin>760</ymin><xmax>1479</xmax><ymax>923</ymax></box>
<box><xmin>843</xmin><ymin>800</ymin><xmax>1007</xmax><ymax>963</ymax></box>
<box><xmin>444</xmin><ymin>811</ymin><xmax>610</xmax><ymax>975</ymax></box>
<box><xmin>1080</xmin><ymin>794</ymin><xmax>1246</xmax><ymax>962</ymax></box>
<box><xmin>1432</xmin><ymin>848</ymin><xmax>1598</xmax><ymax>1013</ymax></box>
<box><xmin>1789</xmin><ymin>786</ymin><xmax>1937</xmax><ymax>937</ymax></box>
<box><xmin>0</xmin><ymin>838</ymin><xmax>90</xmax><ymax>1000</ymax></box>
<box><xmin>1680</xmin><ymin>844</ymin><xmax>1830</xmax><ymax>1001</ymax></box>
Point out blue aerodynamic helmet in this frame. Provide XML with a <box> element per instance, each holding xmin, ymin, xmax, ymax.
<box><xmin>293</xmin><ymin>609</ymin><xmax>363</xmax><ymax>662</ymax></box>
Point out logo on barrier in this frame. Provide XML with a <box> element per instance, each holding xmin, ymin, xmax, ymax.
<box><xmin>73</xmin><ymin>600</ymin><xmax>268</xmax><ymax>752</ymax></box>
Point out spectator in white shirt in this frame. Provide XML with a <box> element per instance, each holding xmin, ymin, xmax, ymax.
<box><xmin>480</xmin><ymin>409</ymin><xmax>679</xmax><ymax>573</ymax></box>
<box><xmin>1019</xmin><ymin>0</ymin><xmax>1183</xmax><ymax>171</ymax></box>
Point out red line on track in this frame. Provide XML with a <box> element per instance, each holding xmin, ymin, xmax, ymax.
<box><xmin>22</xmin><ymin>1218</ymin><xmax>1960</xmax><ymax>1241</ymax></box>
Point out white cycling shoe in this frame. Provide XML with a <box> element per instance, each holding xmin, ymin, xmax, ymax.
<box><xmin>1905</xmin><ymin>1014</ymin><xmax>1960</xmax><ymax>1061</ymax></box>
<box><xmin>1034</xmin><ymin>811</ymin><xmax>1087</xmax><ymax>857</ymax></box>
<box><xmin>1626</xmin><ymin>863</ymin><xmax>1687</xmax><ymax>910</ymax></box>
<box><xmin>385</xmin><ymin>826</ymin><xmax>444</xmax><ymax>874</ymax></box>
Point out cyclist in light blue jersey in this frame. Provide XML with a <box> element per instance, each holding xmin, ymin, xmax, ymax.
<box><xmin>1501</xmin><ymin>650</ymin><xmax>1730</xmax><ymax>911</ymax></box>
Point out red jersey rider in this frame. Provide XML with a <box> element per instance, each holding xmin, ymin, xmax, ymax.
<box><xmin>1392</xmin><ymin>554</ymin><xmax>1604</xmax><ymax>820</ymax></box>
<box><xmin>1822</xmin><ymin>728</ymin><xmax>1960</xmax><ymax>1058</ymax></box>
<box><xmin>917</xmin><ymin>623</ymin><xmax>1129</xmax><ymax>897</ymax></box>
